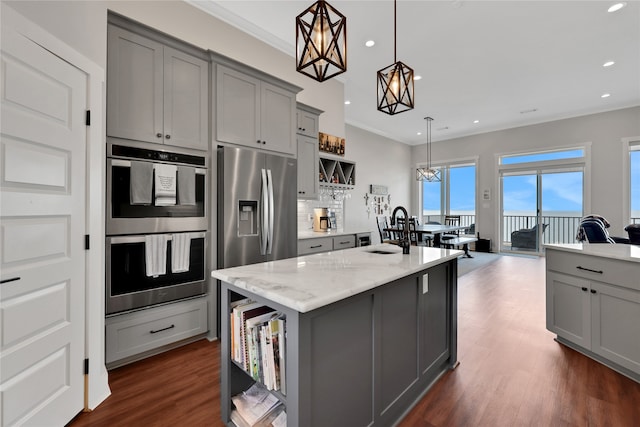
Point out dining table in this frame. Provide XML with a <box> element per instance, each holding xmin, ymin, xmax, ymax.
<box><xmin>384</xmin><ymin>223</ymin><xmax>468</xmax><ymax>248</ymax></box>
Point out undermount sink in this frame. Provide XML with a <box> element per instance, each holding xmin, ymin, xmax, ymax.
<box><xmin>366</xmin><ymin>249</ymin><xmax>397</xmax><ymax>254</ymax></box>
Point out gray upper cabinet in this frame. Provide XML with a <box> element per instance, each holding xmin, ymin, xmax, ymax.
<box><xmin>216</xmin><ymin>64</ymin><xmax>298</xmax><ymax>156</ymax></box>
<box><xmin>297</xmin><ymin>135</ymin><xmax>319</xmax><ymax>199</ymax></box>
<box><xmin>297</xmin><ymin>108</ymin><xmax>319</xmax><ymax>138</ymax></box>
<box><xmin>107</xmin><ymin>25</ymin><xmax>208</xmax><ymax>151</ymax></box>
<box><xmin>296</xmin><ymin>103</ymin><xmax>322</xmax><ymax>199</ymax></box>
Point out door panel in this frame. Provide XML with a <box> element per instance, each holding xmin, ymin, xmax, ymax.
<box><xmin>219</xmin><ymin>147</ymin><xmax>265</xmax><ymax>268</ymax></box>
<box><xmin>1</xmin><ymin>25</ymin><xmax>86</xmax><ymax>426</ymax></box>
<box><xmin>107</xmin><ymin>25</ymin><xmax>163</xmax><ymax>143</ymax></box>
<box><xmin>164</xmin><ymin>46</ymin><xmax>208</xmax><ymax>150</ymax></box>
<box><xmin>266</xmin><ymin>153</ymin><xmax>297</xmax><ymax>261</ymax></box>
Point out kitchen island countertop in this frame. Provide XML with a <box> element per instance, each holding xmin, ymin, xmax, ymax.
<box><xmin>211</xmin><ymin>243</ymin><xmax>462</xmax><ymax>313</ymax></box>
<box><xmin>545</xmin><ymin>243</ymin><xmax>640</xmax><ymax>263</ymax></box>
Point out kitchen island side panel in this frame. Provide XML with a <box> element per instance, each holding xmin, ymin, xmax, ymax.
<box><xmin>219</xmin><ymin>258</ymin><xmax>458</xmax><ymax>427</ymax></box>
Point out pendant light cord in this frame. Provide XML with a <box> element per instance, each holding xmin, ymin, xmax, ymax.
<box><xmin>393</xmin><ymin>0</ymin><xmax>397</xmax><ymax>63</ymax></box>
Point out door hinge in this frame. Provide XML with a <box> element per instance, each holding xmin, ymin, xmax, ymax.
<box><xmin>84</xmin><ymin>358</ymin><xmax>89</xmax><ymax>375</ymax></box>
<box><xmin>85</xmin><ymin>110</ymin><xmax>91</xmax><ymax>126</ymax></box>
<box><xmin>85</xmin><ymin>234</ymin><xmax>90</xmax><ymax>250</ymax></box>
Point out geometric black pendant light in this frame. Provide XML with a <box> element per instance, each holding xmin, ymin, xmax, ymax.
<box><xmin>377</xmin><ymin>0</ymin><xmax>414</xmax><ymax>115</ymax></box>
<box><xmin>296</xmin><ymin>1</ymin><xmax>347</xmax><ymax>82</ymax></box>
<box><xmin>416</xmin><ymin>117</ymin><xmax>441</xmax><ymax>182</ymax></box>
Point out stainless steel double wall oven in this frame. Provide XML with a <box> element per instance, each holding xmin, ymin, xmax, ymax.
<box><xmin>106</xmin><ymin>140</ymin><xmax>208</xmax><ymax>315</ymax></box>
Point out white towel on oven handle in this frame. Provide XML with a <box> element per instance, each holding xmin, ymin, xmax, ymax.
<box><xmin>145</xmin><ymin>234</ymin><xmax>168</xmax><ymax>277</ymax></box>
<box><xmin>171</xmin><ymin>233</ymin><xmax>191</xmax><ymax>273</ymax></box>
<box><xmin>154</xmin><ymin>163</ymin><xmax>177</xmax><ymax>206</ymax></box>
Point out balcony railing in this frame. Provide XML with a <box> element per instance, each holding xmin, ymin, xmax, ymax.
<box><xmin>421</xmin><ymin>214</ymin><xmax>639</xmax><ymax>249</ymax></box>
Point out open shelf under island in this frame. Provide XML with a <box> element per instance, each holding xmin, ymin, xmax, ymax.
<box><xmin>212</xmin><ymin>243</ymin><xmax>464</xmax><ymax>427</ymax></box>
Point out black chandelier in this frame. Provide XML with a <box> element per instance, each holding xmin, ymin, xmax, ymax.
<box><xmin>416</xmin><ymin>117</ymin><xmax>441</xmax><ymax>182</ymax></box>
<box><xmin>296</xmin><ymin>1</ymin><xmax>347</xmax><ymax>82</ymax></box>
<box><xmin>377</xmin><ymin>0</ymin><xmax>414</xmax><ymax>115</ymax></box>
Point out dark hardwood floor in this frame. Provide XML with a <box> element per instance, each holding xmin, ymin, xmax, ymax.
<box><xmin>70</xmin><ymin>254</ymin><xmax>640</xmax><ymax>427</ymax></box>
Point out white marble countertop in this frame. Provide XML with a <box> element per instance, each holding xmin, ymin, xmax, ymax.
<box><xmin>298</xmin><ymin>228</ymin><xmax>372</xmax><ymax>240</ymax></box>
<box><xmin>545</xmin><ymin>243</ymin><xmax>640</xmax><ymax>263</ymax></box>
<box><xmin>212</xmin><ymin>244</ymin><xmax>463</xmax><ymax>313</ymax></box>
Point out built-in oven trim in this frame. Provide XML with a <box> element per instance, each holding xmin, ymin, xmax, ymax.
<box><xmin>106</xmin><ymin>140</ymin><xmax>209</xmax><ymax>236</ymax></box>
<box><xmin>106</xmin><ymin>231</ymin><xmax>208</xmax><ymax>315</ymax></box>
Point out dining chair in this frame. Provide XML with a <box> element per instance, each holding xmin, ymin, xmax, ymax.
<box><xmin>441</xmin><ymin>215</ymin><xmax>461</xmax><ymax>244</ymax></box>
<box><xmin>377</xmin><ymin>216</ymin><xmax>397</xmax><ymax>243</ymax></box>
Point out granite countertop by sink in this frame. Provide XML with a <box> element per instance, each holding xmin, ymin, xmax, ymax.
<box><xmin>212</xmin><ymin>244</ymin><xmax>462</xmax><ymax>313</ymax></box>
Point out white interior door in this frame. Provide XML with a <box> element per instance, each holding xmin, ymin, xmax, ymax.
<box><xmin>1</xmin><ymin>24</ymin><xmax>86</xmax><ymax>426</ymax></box>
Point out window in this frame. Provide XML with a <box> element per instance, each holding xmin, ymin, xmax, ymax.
<box><xmin>630</xmin><ymin>142</ymin><xmax>640</xmax><ymax>224</ymax></box>
<box><xmin>420</xmin><ymin>163</ymin><xmax>476</xmax><ymax>230</ymax></box>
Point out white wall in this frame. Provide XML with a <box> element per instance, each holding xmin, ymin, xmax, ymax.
<box><xmin>343</xmin><ymin>124</ymin><xmax>413</xmax><ymax>244</ymax></box>
<box><xmin>411</xmin><ymin>106</ymin><xmax>640</xmax><ymax>244</ymax></box>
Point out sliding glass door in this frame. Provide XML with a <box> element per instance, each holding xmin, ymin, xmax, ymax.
<box><xmin>501</xmin><ymin>169</ymin><xmax>583</xmax><ymax>254</ymax></box>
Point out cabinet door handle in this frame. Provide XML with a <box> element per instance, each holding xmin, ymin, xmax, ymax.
<box><xmin>310</xmin><ymin>244</ymin><xmax>323</xmax><ymax>249</ymax></box>
<box><xmin>150</xmin><ymin>324</ymin><xmax>175</xmax><ymax>334</ymax></box>
<box><xmin>576</xmin><ymin>266</ymin><xmax>603</xmax><ymax>274</ymax></box>
<box><xmin>339</xmin><ymin>241</ymin><xmax>350</xmax><ymax>244</ymax></box>
<box><xmin>156</xmin><ymin>133</ymin><xmax>163</xmax><ymax>138</ymax></box>
<box><xmin>590</xmin><ymin>289</ymin><xmax>597</xmax><ymax>294</ymax></box>
<box><xmin>581</xmin><ymin>287</ymin><xmax>588</xmax><ymax>292</ymax></box>
<box><xmin>165</xmin><ymin>134</ymin><xmax>171</xmax><ymax>140</ymax></box>
<box><xmin>0</xmin><ymin>277</ymin><xmax>20</xmax><ymax>284</ymax></box>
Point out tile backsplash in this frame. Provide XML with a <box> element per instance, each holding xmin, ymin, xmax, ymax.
<box><xmin>297</xmin><ymin>198</ymin><xmax>344</xmax><ymax>231</ymax></box>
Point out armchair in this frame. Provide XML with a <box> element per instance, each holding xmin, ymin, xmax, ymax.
<box><xmin>511</xmin><ymin>223</ymin><xmax>548</xmax><ymax>250</ymax></box>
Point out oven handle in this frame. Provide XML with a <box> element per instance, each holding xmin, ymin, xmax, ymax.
<box><xmin>107</xmin><ymin>231</ymin><xmax>206</xmax><ymax>244</ymax></box>
<box><xmin>111</xmin><ymin>159</ymin><xmax>206</xmax><ymax>175</ymax></box>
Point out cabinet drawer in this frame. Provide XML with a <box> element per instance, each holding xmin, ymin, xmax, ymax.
<box><xmin>546</xmin><ymin>249</ymin><xmax>639</xmax><ymax>291</ymax></box>
<box><xmin>298</xmin><ymin>237</ymin><xmax>333</xmax><ymax>255</ymax></box>
<box><xmin>333</xmin><ymin>235</ymin><xmax>356</xmax><ymax>250</ymax></box>
<box><xmin>106</xmin><ymin>297</ymin><xmax>208</xmax><ymax>364</ymax></box>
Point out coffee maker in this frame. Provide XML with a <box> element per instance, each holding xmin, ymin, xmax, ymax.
<box><xmin>313</xmin><ymin>208</ymin><xmax>333</xmax><ymax>232</ymax></box>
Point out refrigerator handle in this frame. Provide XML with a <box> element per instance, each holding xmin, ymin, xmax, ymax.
<box><xmin>267</xmin><ymin>169</ymin><xmax>275</xmax><ymax>255</ymax></box>
<box><xmin>260</xmin><ymin>168</ymin><xmax>269</xmax><ymax>255</ymax></box>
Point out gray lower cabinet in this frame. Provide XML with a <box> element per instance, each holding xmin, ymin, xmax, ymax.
<box><xmin>107</xmin><ymin>24</ymin><xmax>209</xmax><ymax>151</ymax></box>
<box><xmin>297</xmin><ymin>237</ymin><xmax>333</xmax><ymax>255</ymax></box>
<box><xmin>297</xmin><ymin>234</ymin><xmax>359</xmax><ymax>255</ymax></box>
<box><xmin>215</xmin><ymin>64</ymin><xmax>298</xmax><ymax>155</ymax></box>
<box><xmin>546</xmin><ymin>248</ymin><xmax>640</xmax><ymax>379</ymax></box>
<box><xmin>105</xmin><ymin>297</ymin><xmax>208</xmax><ymax>368</ymax></box>
<box><xmin>220</xmin><ymin>261</ymin><xmax>457</xmax><ymax>426</ymax></box>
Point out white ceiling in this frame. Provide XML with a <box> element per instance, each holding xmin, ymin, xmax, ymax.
<box><xmin>190</xmin><ymin>1</ymin><xmax>640</xmax><ymax>144</ymax></box>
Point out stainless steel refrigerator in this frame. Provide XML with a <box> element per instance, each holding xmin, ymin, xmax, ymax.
<box><xmin>217</xmin><ymin>146</ymin><xmax>297</xmax><ymax>269</ymax></box>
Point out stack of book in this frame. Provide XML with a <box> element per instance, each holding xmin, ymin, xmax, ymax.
<box><xmin>230</xmin><ymin>383</ymin><xmax>285</xmax><ymax>427</ymax></box>
<box><xmin>230</xmin><ymin>299</ymin><xmax>286</xmax><ymax>392</ymax></box>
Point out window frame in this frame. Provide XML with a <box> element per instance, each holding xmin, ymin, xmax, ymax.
<box><xmin>622</xmin><ymin>136</ymin><xmax>640</xmax><ymax>226</ymax></box>
<box><xmin>417</xmin><ymin>157</ymin><xmax>478</xmax><ymax>225</ymax></box>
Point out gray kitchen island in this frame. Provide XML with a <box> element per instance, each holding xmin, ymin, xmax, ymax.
<box><xmin>212</xmin><ymin>243</ymin><xmax>463</xmax><ymax>427</ymax></box>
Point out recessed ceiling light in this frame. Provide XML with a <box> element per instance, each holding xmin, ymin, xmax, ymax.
<box><xmin>473</xmin><ymin>120</ymin><xmax>479</xmax><ymax>124</ymax></box>
<box><xmin>365</xmin><ymin>40</ymin><xmax>375</xmax><ymax>47</ymax></box>
<box><xmin>344</xmin><ymin>100</ymin><xmax>351</xmax><ymax>105</ymax></box>
<box><xmin>414</xmin><ymin>75</ymin><xmax>422</xmax><ymax>81</ymax></box>
<box><xmin>417</xmin><ymin>131</ymin><xmax>422</xmax><ymax>136</ymax></box>
<box><xmin>608</xmin><ymin>2</ymin><xmax>626</xmax><ymax>12</ymax></box>
<box><xmin>601</xmin><ymin>93</ymin><xmax>611</xmax><ymax>98</ymax></box>
<box><xmin>603</xmin><ymin>61</ymin><xmax>615</xmax><ymax>67</ymax></box>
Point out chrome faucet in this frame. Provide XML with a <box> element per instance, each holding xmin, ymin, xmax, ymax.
<box><xmin>391</xmin><ymin>206</ymin><xmax>410</xmax><ymax>254</ymax></box>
